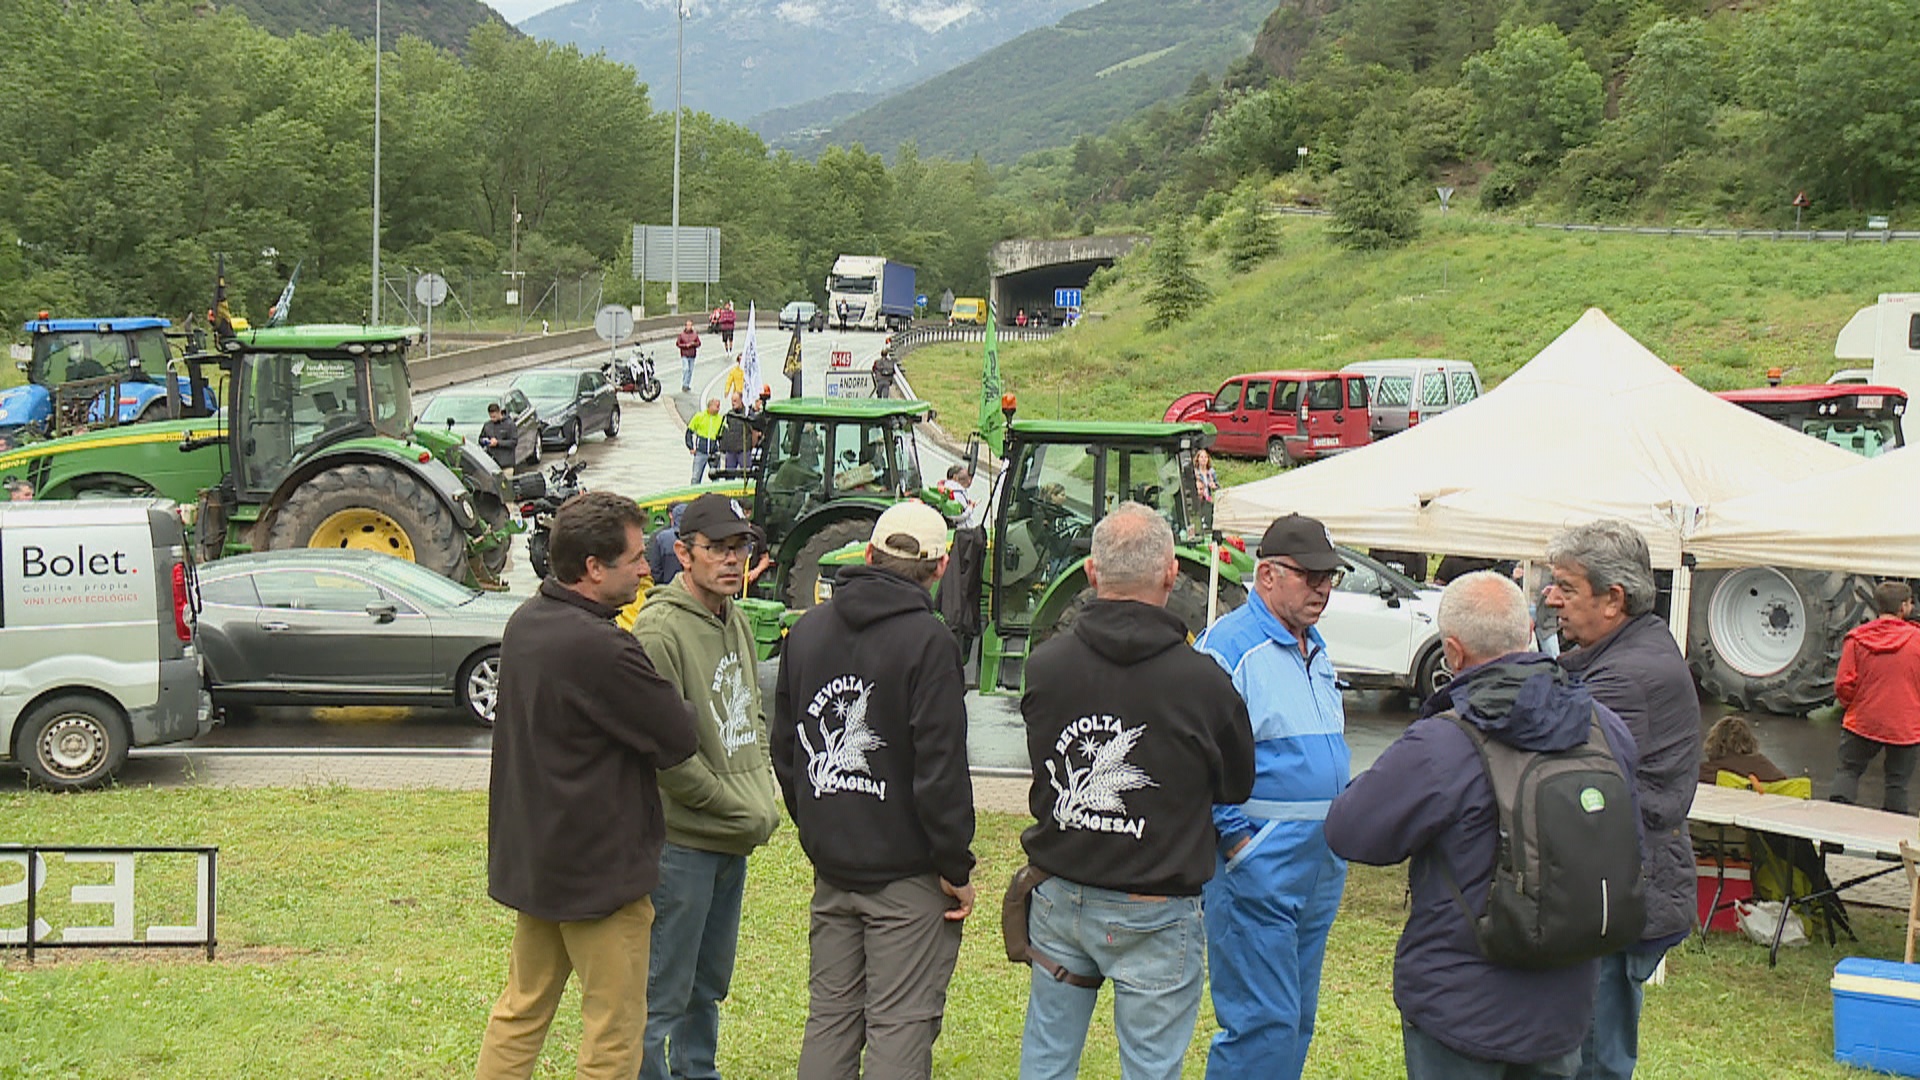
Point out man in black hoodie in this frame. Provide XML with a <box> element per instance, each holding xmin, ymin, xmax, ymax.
<box><xmin>1017</xmin><ymin>503</ymin><xmax>1255</xmax><ymax>1080</ymax></box>
<box><xmin>1325</xmin><ymin>572</ymin><xmax>1639</xmax><ymax>1079</ymax></box>
<box><xmin>772</xmin><ymin>499</ymin><xmax>976</xmax><ymax>1080</ymax></box>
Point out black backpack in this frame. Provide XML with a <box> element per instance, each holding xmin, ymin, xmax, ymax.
<box><xmin>1440</xmin><ymin>709</ymin><xmax>1645</xmax><ymax>970</ymax></box>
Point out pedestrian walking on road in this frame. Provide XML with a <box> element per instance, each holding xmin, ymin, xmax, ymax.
<box><xmin>1017</xmin><ymin>503</ymin><xmax>1254</xmax><ymax>1080</ymax></box>
<box><xmin>835</xmin><ymin>298</ymin><xmax>850</xmax><ymax>332</ymax></box>
<box><xmin>686</xmin><ymin>399</ymin><xmax>724</xmax><ymax>485</ymax></box>
<box><xmin>1195</xmin><ymin>512</ymin><xmax>1352</xmax><ymax>1080</ymax></box>
<box><xmin>1544</xmin><ymin>519</ymin><xmax>1700</xmax><ymax>1080</ymax></box>
<box><xmin>717</xmin><ymin>301</ymin><xmax>737</xmax><ymax>353</ymax></box>
<box><xmin>474</xmin><ymin>491</ymin><xmax>698</xmax><ymax>1080</ymax></box>
<box><xmin>723</xmin><ymin>354</ymin><xmax>747</xmax><ymax>401</ymax></box>
<box><xmin>1831</xmin><ymin>580</ymin><xmax>1920</xmax><ymax>813</ymax></box>
<box><xmin>631</xmin><ymin>493</ymin><xmax>782</xmax><ymax>1080</ymax></box>
<box><xmin>479</xmin><ymin>402</ymin><xmax>518</xmax><ymax>470</ymax></box>
<box><xmin>1326</xmin><ymin>572</ymin><xmax>1641</xmax><ymax>1080</ymax></box>
<box><xmin>871</xmin><ymin>347</ymin><xmax>898</xmax><ymax>400</ymax></box>
<box><xmin>773</xmin><ymin>500</ymin><xmax>978</xmax><ymax>1080</ymax></box>
<box><xmin>676</xmin><ymin>321</ymin><xmax>702</xmax><ymax>392</ymax></box>
<box><xmin>719</xmin><ymin>393</ymin><xmax>752</xmax><ymax>475</ymax></box>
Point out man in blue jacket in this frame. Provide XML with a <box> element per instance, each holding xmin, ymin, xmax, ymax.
<box><xmin>1325</xmin><ymin>572</ymin><xmax>1640</xmax><ymax>1078</ymax></box>
<box><xmin>1195</xmin><ymin>513</ymin><xmax>1350</xmax><ymax>1079</ymax></box>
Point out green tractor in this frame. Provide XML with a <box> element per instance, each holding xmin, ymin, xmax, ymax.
<box><xmin>0</xmin><ymin>325</ymin><xmax>518</xmax><ymax>584</ymax></box>
<box><xmin>816</xmin><ymin>414</ymin><xmax>1253</xmax><ymax>692</ymax></box>
<box><xmin>635</xmin><ymin>397</ymin><xmax>965</xmax><ymax>609</ymax></box>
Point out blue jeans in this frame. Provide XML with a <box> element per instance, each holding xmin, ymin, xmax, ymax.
<box><xmin>1405</xmin><ymin>1021</ymin><xmax>1580</xmax><ymax>1079</ymax></box>
<box><xmin>680</xmin><ymin>355</ymin><xmax>695</xmax><ymax>390</ymax></box>
<box><xmin>1020</xmin><ymin>877</ymin><xmax>1204</xmax><ymax>1080</ymax></box>
<box><xmin>1574</xmin><ymin>947</ymin><xmax>1667</xmax><ymax>1080</ymax></box>
<box><xmin>689</xmin><ymin>440</ymin><xmax>715</xmax><ymax>485</ymax></box>
<box><xmin>1203</xmin><ymin>828</ymin><xmax>1346</xmax><ymax>1080</ymax></box>
<box><xmin>640</xmin><ymin>844</ymin><xmax>747</xmax><ymax>1080</ymax></box>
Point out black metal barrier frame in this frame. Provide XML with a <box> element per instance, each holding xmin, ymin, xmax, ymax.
<box><xmin>1</xmin><ymin>845</ymin><xmax>218</xmax><ymax>961</ymax></box>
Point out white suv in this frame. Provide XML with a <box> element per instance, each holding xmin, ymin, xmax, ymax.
<box><xmin>1320</xmin><ymin>547</ymin><xmax>1448</xmax><ymax>701</ymax></box>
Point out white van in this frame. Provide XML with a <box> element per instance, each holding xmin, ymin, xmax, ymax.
<box><xmin>1342</xmin><ymin>359</ymin><xmax>1483</xmax><ymax>437</ymax></box>
<box><xmin>1</xmin><ymin>499</ymin><xmax>208</xmax><ymax>789</ymax></box>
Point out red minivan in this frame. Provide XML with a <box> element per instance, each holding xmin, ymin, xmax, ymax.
<box><xmin>1164</xmin><ymin>370</ymin><xmax>1373</xmax><ymax>466</ymax></box>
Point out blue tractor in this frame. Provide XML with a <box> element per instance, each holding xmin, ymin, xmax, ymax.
<box><xmin>0</xmin><ymin>315</ymin><xmax>219</xmax><ymax>450</ymax></box>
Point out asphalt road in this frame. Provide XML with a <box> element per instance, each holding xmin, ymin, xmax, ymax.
<box><xmin>39</xmin><ymin>321</ymin><xmax>1890</xmax><ymax>810</ymax></box>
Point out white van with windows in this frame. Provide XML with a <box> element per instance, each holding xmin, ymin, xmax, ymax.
<box><xmin>1</xmin><ymin>499</ymin><xmax>207</xmax><ymax>789</ymax></box>
<box><xmin>1342</xmin><ymin>359</ymin><xmax>1483</xmax><ymax>438</ymax></box>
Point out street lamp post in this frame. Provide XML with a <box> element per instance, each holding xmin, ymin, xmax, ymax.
<box><xmin>670</xmin><ymin>0</ymin><xmax>683</xmax><ymax>317</ymax></box>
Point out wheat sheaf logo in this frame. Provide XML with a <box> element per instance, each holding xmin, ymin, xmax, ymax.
<box><xmin>1047</xmin><ymin>715</ymin><xmax>1154</xmax><ymax>839</ymax></box>
<box><xmin>800</xmin><ymin>675</ymin><xmax>889</xmax><ymax>801</ymax></box>
<box><xmin>711</xmin><ymin>651</ymin><xmax>758</xmax><ymax>755</ymax></box>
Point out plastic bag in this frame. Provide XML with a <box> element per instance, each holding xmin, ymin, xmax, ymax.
<box><xmin>1734</xmin><ymin>899</ymin><xmax>1808</xmax><ymax>948</ymax></box>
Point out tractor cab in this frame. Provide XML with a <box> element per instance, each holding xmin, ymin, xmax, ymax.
<box><xmin>1</xmin><ymin>316</ymin><xmax>199</xmax><ymax>446</ymax></box>
<box><xmin>990</xmin><ymin>419</ymin><xmax>1214</xmax><ymax>636</ymax></box>
<box><xmin>225</xmin><ymin>326</ymin><xmax>415</xmax><ymax>496</ymax></box>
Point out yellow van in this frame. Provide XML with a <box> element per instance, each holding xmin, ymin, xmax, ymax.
<box><xmin>949</xmin><ymin>297</ymin><xmax>988</xmax><ymax>326</ymax></box>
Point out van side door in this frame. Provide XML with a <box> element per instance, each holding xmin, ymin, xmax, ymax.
<box><xmin>1206</xmin><ymin>378</ymin><xmax>1252</xmax><ymax>455</ymax></box>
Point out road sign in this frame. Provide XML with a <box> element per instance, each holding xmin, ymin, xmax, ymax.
<box><xmin>594</xmin><ymin>304</ymin><xmax>635</xmax><ymax>344</ymax></box>
<box><xmin>829</xmin><ymin>349</ymin><xmax>854</xmax><ymax>370</ymax></box>
<box><xmin>414</xmin><ymin>273</ymin><xmax>449</xmax><ymax>307</ymax></box>
<box><xmin>1869</xmin><ymin>216</ymin><xmax>1890</xmax><ymax>230</ymax></box>
<box><xmin>1436</xmin><ymin>186</ymin><xmax>1455</xmax><ymax>213</ymax></box>
<box><xmin>1054</xmin><ymin>288</ymin><xmax>1083</xmax><ymax>310</ymax></box>
<box><xmin>826</xmin><ymin>372</ymin><xmax>873</xmax><ymax>398</ymax></box>
<box><xmin>916</xmin><ymin>293</ymin><xmax>928</xmax><ymax>308</ymax></box>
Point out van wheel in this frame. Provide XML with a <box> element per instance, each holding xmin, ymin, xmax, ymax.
<box><xmin>1266</xmin><ymin>440</ymin><xmax>1292</xmax><ymax>467</ymax></box>
<box><xmin>18</xmin><ymin>695</ymin><xmax>128</xmax><ymax>790</ymax></box>
<box><xmin>458</xmin><ymin>647</ymin><xmax>501</xmax><ymax>727</ymax></box>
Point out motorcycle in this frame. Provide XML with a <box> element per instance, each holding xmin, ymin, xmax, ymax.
<box><xmin>603</xmin><ymin>348</ymin><xmax>662</xmax><ymax>402</ymax></box>
<box><xmin>518</xmin><ymin>451</ymin><xmax>588</xmax><ymax>580</ymax></box>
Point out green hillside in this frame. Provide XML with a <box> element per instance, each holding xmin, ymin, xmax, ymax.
<box><xmin>907</xmin><ymin>214</ymin><xmax>1915</xmax><ymax>483</ymax></box>
<box><xmin>222</xmin><ymin>0</ymin><xmax>512</xmax><ymax>53</ymax></box>
<box><xmin>823</xmin><ymin>0</ymin><xmax>1274</xmax><ymax>163</ymax></box>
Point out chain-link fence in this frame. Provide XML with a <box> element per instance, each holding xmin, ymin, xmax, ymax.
<box><xmin>379</xmin><ymin>269</ymin><xmax>606</xmax><ymax>333</ymax></box>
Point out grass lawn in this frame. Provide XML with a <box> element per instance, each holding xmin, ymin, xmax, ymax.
<box><xmin>906</xmin><ymin>215</ymin><xmax>1916</xmax><ymax>489</ymax></box>
<box><xmin>0</xmin><ymin>785</ymin><xmax>1904</xmax><ymax>1078</ymax></box>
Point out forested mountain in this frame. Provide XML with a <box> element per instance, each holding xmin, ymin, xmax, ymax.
<box><xmin>818</xmin><ymin>0</ymin><xmax>1275</xmax><ymax>163</ymax></box>
<box><xmin>217</xmin><ymin>0</ymin><xmax>513</xmax><ymax>53</ymax></box>
<box><xmin>519</xmin><ymin>0</ymin><xmax>1100</xmax><ymax>125</ymax></box>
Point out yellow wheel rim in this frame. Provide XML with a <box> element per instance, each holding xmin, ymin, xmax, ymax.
<box><xmin>309</xmin><ymin>508</ymin><xmax>417</xmax><ymax>561</ymax></box>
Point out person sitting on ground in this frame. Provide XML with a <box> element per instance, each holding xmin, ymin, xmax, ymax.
<box><xmin>1698</xmin><ymin>715</ymin><xmax>1788</xmax><ymax>786</ymax></box>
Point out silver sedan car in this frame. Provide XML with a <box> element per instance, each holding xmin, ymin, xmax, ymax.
<box><xmin>194</xmin><ymin>550</ymin><xmax>522</xmax><ymax>725</ymax></box>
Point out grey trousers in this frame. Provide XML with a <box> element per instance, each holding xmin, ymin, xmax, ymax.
<box><xmin>1832</xmin><ymin>729</ymin><xmax>1919</xmax><ymax>814</ymax></box>
<box><xmin>798</xmin><ymin>872</ymin><xmax>964</xmax><ymax>1080</ymax></box>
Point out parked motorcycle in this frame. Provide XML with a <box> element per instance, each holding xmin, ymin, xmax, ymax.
<box><xmin>602</xmin><ymin>348</ymin><xmax>662</xmax><ymax>402</ymax></box>
<box><xmin>519</xmin><ymin>451</ymin><xmax>588</xmax><ymax>580</ymax></box>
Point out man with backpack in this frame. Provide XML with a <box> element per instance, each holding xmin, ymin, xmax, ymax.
<box><xmin>1544</xmin><ymin>520</ymin><xmax>1701</xmax><ymax>1080</ymax></box>
<box><xmin>1325</xmin><ymin>572</ymin><xmax>1643</xmax><ymax>1078</ymax></box>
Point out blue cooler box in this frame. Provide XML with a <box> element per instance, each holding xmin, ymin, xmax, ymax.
<box><xmin>1834</xmin><ymin>957</ymin><xmax>1920</xmax><ymax>1076</ymax></box>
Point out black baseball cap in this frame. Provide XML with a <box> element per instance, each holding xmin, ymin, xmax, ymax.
<box><xmin>678</xmin><ymin>492</ymin><xmax>755</xmax><ymax>542</ymax></box>
<box><xmin>1257</xmin><ymin>513</ymin><xmax>1346</xmax><ymax>572</ymax></box>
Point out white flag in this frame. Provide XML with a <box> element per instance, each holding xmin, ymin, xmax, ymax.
<box><xmin>740</xmin><ymin>302</ymin><xmax>762</xmax><ymax>399</ymax></box>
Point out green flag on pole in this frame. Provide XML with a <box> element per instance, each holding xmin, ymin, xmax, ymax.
<box><xmin>979</xmin><ymin>300</ymin><xmax>1005</xmax><ymax>456</ymax></box>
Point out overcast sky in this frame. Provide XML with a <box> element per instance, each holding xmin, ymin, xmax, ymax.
<box><xmin>484</xmin><ymin>0</ymin><xmax>567</xmax><ymax>25</ymax></box>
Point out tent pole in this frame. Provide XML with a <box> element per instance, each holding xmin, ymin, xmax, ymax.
<box><xmin>1207</xmin><ymin>531</ymin><xmax>1222</xmax><ymax>628</ymax></box>
<box><xmin>1669</xmin><ymin>562</ymin><xmax>1692</xmax><ymax>656</ymax></box>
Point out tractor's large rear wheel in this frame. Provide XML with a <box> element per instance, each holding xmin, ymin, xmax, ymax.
<box><xmin>1688</xmin><ymin>566</ymin><xmax>1873</xmax><ymax>715</ymax></box>
<box><xmin>267</xmin><ymin>463</ymin><xmax>466</xmax><ymax>580</ymax></box>
<box><xmin>786</xmin><ymin>518</ymin><xmax>875</xmax><ymax>609</ymax></box>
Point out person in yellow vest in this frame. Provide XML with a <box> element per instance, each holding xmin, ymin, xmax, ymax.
<box><xmin>686</xmin><ymin>399</ymin><xmax>725</xmax><ymax>484</ymax></box>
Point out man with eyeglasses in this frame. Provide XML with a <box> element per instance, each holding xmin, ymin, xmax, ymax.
<box><xmin>1194</xmin><ymin>512</ymin><xmax>1352</xmax><ymax>1080</ymax></box>
<box><xmin>630</xmin><ymin>492</ymin><xmax>782</xmax><ymax>1080</ymax></box>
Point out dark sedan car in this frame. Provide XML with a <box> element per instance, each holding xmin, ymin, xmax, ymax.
<box><xmin>419</xmin><ymin>386</ymin><xmax>541</xmax><ymax>467</ymax></box>
<box><xmin>511</xmin><ymin>367</ymin><xmax>621</xmax><ymax>449</ymax></box>
<box><xmin>195</xmin><ymin>550</ymin><xmax>521</xmax><ymax>725</ymax></box>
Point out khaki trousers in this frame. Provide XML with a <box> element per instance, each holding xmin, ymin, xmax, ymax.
<box><xmin>475</xmin><ymin>895</ymin><xmax>656</xmax><ymax>1080</ymax></box>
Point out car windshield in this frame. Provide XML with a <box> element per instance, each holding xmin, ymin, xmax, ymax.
<box><xmin>1802</xmin><ymin>418</ymin><xmax>1901</xmax><ymax>456</ymax></box>
<box><xmin>513</xmin><ymin>373</ymin><xmax>576</xmax><ymax>400</ymax></box>
<box><xmin>365</xmin><ymin>555</ymin><xmax>483</xmax><ymax>606</ymax></box>
<box><xmin>421</xmin><ymin>394</ymin><xmax>493</xmax><ymax>425</ymax></box>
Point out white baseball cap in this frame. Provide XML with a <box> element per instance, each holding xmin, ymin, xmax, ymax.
<box><xmin>870</xmin><ymin>501</ymin><xmax>949</xmax><ymax>560</ymax></box>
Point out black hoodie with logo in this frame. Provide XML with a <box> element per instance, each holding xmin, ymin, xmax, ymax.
<box><xmin>772</xmin><ymin>565</ymin><xmax>976</xmax><ymax>891</ymax></box>
<box><xmin>1020</xmin><ymin>598</ymin><xmax>1255</xmax><ymax>896</ymax></box>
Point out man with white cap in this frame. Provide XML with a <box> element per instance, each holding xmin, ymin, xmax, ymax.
<box><xmin>1195</xmin><ymin>512</ymin><xmax>1352</xmax><ymax>1080</ymax></box>
<box><xmin>772</xmin><ymin>500</ymin><xmax>977</xmax><ymax>1080</ymax></box>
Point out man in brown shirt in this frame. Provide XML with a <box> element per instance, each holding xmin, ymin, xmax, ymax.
<box><xmin>476</xmin><ymin>491</ymin><xmax>699</xmax><ymax>1080</ymax></box>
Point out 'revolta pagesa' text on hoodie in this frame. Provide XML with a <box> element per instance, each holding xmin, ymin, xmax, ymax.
<box><xmin>772</xmin><ymin>565</ymin><xmax>975</xmax><ymax>892</ymax></box>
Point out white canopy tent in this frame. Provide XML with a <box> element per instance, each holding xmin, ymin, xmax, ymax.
<box><xmin>1212</xmin><ymin>308</ymin><xmax>1862</xmax><ymax>570</ymax></box>
<box><xmin>1690</xmin><ymin>445</ymin><xmax>1920</xmax><ymax>577</ymax></box>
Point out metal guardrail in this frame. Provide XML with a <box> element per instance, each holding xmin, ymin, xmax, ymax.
<box><xmin>892</xmin><ymin>324</ymin><xmax>1061</xmax><ymax>359</ymax></box>
<box><xmin>1266</xmin><ymin>203</ymin><xmax>1916</xmax><ymax>241</ymax></box>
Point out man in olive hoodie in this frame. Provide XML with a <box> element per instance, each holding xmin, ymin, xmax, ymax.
<box><xmin>631</xmin><ymin>493</ymin><xmax>782</xmax><ymax>1080</ymax></box>
<box><xmin>773</xmin><ymin>500</ymin><xmax>977</xmax><ymax>1080</ymax></box>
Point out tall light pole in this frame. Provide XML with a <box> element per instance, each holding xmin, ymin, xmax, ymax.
<box><xmin>670</xmin><ymin>0</ymin><xmax>683</xmax><ymax>317</ymax></box>
<box><xmin>371</xmin><ymin>0</ymin><xmax>382</xmax><ymax>323</ymax></box>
